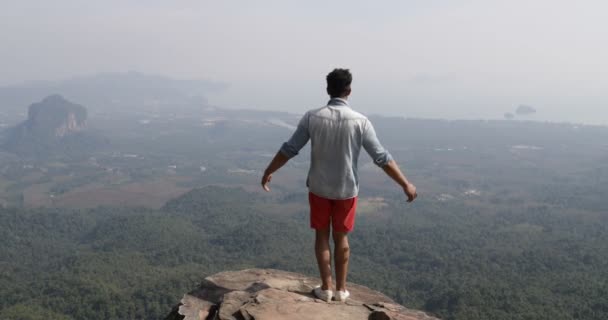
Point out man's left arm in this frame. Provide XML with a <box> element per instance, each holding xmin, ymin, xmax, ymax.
<box><xmin>261</xmin><ymin>113</ymin><xmax>310</xmax><ymax>191</ymax></box>
<box><xmin>362</xmin><ymin>120</ymin><xmax>417</xmax><ymax>202</ymax></box>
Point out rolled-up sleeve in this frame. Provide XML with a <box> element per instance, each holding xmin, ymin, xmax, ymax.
<box><xmin>362</xmin><ymin>120</ymin><xmax>393</xmax><ymax>167</ymax></box>
<box><xmin>279</xmin><ymin>113</ymin><xmax>310</xmax><ymax>158</ymax></box>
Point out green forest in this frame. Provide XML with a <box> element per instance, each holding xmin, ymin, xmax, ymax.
<box><xmin>1</xmin><ymin>186</ymin><xmax>607</xmax><ymax>320</ymax></box>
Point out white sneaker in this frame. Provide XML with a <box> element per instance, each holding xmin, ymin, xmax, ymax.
<box><xmin>335</xmin><ymin>290</ymin><xmax>350</xmax><ymax>302</ymax></box>
<box><xmin>313</xmin><ymin>286</ymin><xmax>333</xmax><ymax>302</ymax></box>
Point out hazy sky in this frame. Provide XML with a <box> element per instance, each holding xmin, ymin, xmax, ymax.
<box><xmin>1</xmin><ymin>0</ymin><xmax>607</xmax><ymax>123</ymax></box>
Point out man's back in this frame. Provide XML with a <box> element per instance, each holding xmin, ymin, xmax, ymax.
<box><xmin>281</xmin><ymin>98</ymin><xmax>392</xmax><ymax>200</ymax></box>
<box><xmin>307</xmin><ymin>99</ymin><xmax>369</xmax><ymax>199</ymax></box>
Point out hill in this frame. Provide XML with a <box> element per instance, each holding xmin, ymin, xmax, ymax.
<box><xmin>2</xmin><ymin>95</ymin><xmax>106</xmax><ymax>156</ymax></box>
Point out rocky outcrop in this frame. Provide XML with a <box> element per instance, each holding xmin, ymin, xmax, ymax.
<box><xmin>3</xmin><ymin>95</ymin><xmax>106</xmax><ymax>156</ymax></box>
<box><xmin>25</xmin><ymin>94</ymin><xmax>87</xmax><ymax>137</ymax></box>
<box><xmin>165</xmin><ymin>269</ymin><xmax>439</xmax><ymax>320</ymax></box>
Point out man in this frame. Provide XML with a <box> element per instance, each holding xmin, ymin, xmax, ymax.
<box><xmin>261</xmin><ymin>68</ymin><xmax>417</xmax><ymax>302</ymax></box>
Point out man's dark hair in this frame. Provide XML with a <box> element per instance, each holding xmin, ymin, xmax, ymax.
<box><xmin>326</xmin><ymin>68</ymin><xmax>352</xmax><ymax>98</ymax></box>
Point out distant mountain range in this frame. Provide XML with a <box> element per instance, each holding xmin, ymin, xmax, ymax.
<box><xmin>0</xmin><ymin>71</ymin><xmax>228</xmax><ymax>113</ymax></box>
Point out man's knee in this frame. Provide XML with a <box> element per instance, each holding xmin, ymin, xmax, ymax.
<box><xmin>333</xmin><ymin>232</ymin><xmax>349</xmax><ymax>248</ymax></box>
<box><xmin>338</xmin><ymin>245</ymin><xmax>350</xmax><ymax>256</ymax></box>
<box><xmin>335</xmin><ymin>244</ymin><xmax>350</xmax><ymax>262</ymax></box>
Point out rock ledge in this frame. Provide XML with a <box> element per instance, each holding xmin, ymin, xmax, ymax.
<box><xmin>165</xmin><ymin>268</ymin><xmax>439</xmax><ymax>320</ymax></box>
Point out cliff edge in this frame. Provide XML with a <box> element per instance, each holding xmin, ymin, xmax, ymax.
<box><xmin>165</xmin><ymin>268</ymin><xmax>439</xmax><ymax>320</ymax></box>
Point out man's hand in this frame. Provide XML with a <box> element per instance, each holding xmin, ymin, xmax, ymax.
<box><xmin>381</xmin><ymin>160</ymin><xmax>417</xmax><ymax>203</ymax></box>
<box><xmin>403</xmin><ymin>182</ymin><xmax>417</xmax><ymax>202</ymax></box>
<box><xmin>261</xmin><ymin>152</ymin><xmax>290</xmax><ymax>192</ymax></box>
<box><xmin>261</xmin><ymin>172</ymin><xmax>272</xmax><ymax>192</ymax></box>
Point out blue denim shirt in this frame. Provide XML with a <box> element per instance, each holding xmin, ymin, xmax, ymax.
<box><xmin>280</xmin><ymin>98</ymin><xmax>393</xmax><ymax>199</ymax></box>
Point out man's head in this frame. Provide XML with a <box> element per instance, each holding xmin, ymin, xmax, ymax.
<box><xmin>326</xmin><ymin>68</ymin><xmax>352</xmax><ymax>98</ymax></box>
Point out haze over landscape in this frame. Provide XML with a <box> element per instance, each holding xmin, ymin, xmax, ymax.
<box><xmin>1</xmin><ymin>2</ymin><xmax>608</xmax><ymax>320</ymax></box>
<box><xmin>2</xmin><ymin>0</ymin><xmax>607</xmax><ymax>124</ymax></box>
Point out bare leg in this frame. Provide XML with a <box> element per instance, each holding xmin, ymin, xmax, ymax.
<box><xmin>333</xmin><ymin>231</ymin><xmax>350</xmax><ymax>292</ymax></box>
<box><xmin>315</xmin><ymin>228</ymin><xmax>332</xmax><ymax>290</ymax></box>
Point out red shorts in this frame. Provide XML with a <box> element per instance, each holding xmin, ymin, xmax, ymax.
<box><xmin>309</xmin><ymin>192</ymin><xmax>358</xmax><ymax>233</ymax></box>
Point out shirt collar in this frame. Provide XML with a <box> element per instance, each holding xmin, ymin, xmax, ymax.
<box><xmin>327</xmin><ymin>97</ymin><xmax>349</xmax><ymax>107</ymax></box>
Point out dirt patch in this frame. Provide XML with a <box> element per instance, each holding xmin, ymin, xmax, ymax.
<box><xmin>23</xmin><ymin>183</ymin><xmax>53</xmax><ymax>207</ymax></box>
<box><xmin>357</xmin><ymin>197</ymin><xmax>388</xmax><ymax>216</ymax></box>
<box><xmin>253</xmin><ymin>202</ymin><xmax>308</xmax><ymax>216</ymax></box>
<box><xmin>52</xmin><ymin>177</ymin><xmax>191</xmax><ymax>209</ymax></box>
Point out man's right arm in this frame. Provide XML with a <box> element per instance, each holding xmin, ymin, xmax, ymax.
<box><xmin>362</xmin><ymin>120</ymin><xmax>417</xmax><ymax>202</ymax></box>
<box><xmin>261</xmin><ymin>112</ymin><xmax>310</xmax><ymax>191</ymax></box>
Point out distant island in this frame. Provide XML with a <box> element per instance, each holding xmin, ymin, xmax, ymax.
<box><xmin>515</xmin><ymin>104</ymin><xmax>537</xmax><ymax>115</ymax></box>
<box><xmin>503</xmin><ymin>105</ymin><xmax>537</xmax><ymax>120</ymax></box>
